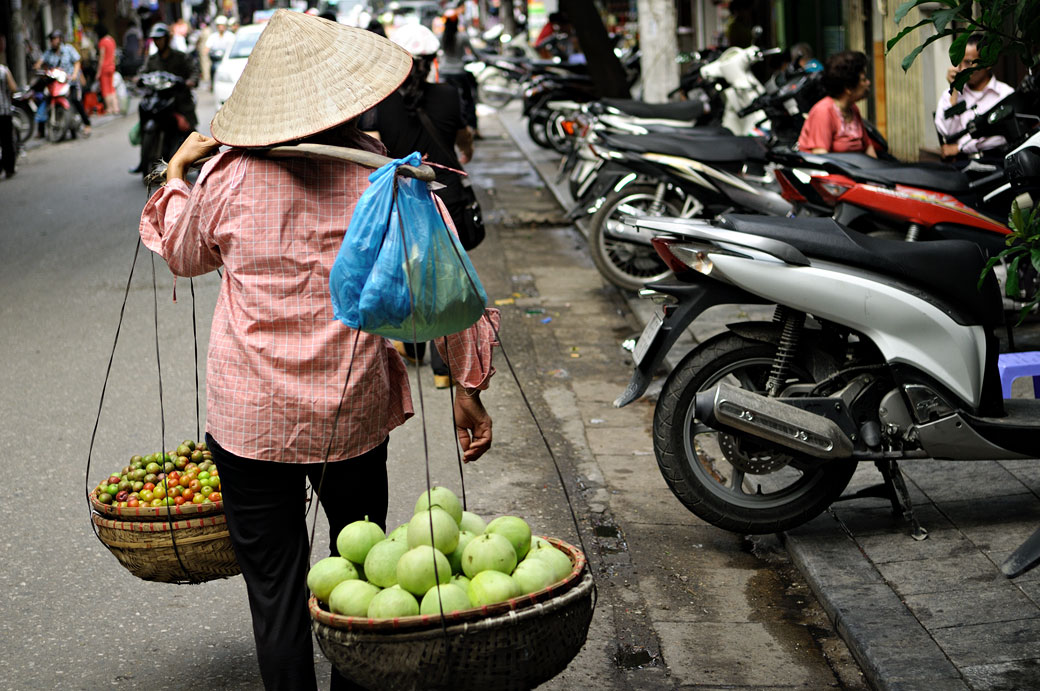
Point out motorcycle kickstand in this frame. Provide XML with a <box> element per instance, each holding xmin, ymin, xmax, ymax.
<box><xmin>836</xmin><ymin>460</ymin><xmax>928</xmax><ymax>541</ymax></box>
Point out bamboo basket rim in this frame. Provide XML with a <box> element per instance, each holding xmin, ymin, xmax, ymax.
<box><xmin>93</xmin><ymin>511</ymin><xmax>228</xmax><ymax>533</ymax></box>
<box><xmin>310</xmin><ymin>536</ymin><xmax>587</xmax><ymax>632</ymax></box>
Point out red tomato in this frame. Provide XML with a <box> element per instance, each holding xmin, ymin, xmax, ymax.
<box><xmin>143</xmin><ymin>482</ymin><xmax>156</xmax><ymax>492</ymax></box>
<box><xmin>174</xmin><ymin>496</ymin><xmax>187</xmax><ymax>506</ymax></box>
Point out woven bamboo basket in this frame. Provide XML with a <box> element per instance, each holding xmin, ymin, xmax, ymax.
<box><xmin>310</xmin><ymin>538</ymin><xmax>595</xmax><ymax>690</ymax></box>
<box><xmin>92</xmin><ymin>512</ymin><xmax>240</xmax><ymax>584</ymax></box>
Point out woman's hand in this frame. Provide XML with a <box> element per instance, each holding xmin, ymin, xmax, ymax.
<box><xmin>166</xmin><ymin>132</ymin><xmax>221</xmax><ymax>183</ymax></box>
<box><xmin>453</xmin><ymin>389</ymin><xmax>492</xmax><ymax>462</ymax></box>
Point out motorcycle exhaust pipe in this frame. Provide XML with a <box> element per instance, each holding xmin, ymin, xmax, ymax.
<box><xmin>694</xmin><ymin>383</ymin><xmax>855</xmax><ymax>459</ymax></box>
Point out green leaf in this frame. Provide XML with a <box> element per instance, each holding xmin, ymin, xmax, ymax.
<box><xmin>1031</xmin><ymin>248</ymin><xmax>1040</xmax><ymax>273</ymax></box>
<box><xmin>978</xmin><ymin>255</ymin><xmax>1002</xmax><ymax>289</ymax></box>
<box><xmin>1017</xmin><ymin>302</ymin><xmax>1035</xmax><ymax>327</ymax></box>
<box><xmin>894</xmin><ymin>0</ymin><xmax>953</xmax><ymax>24</ymax></box>
<box><xmin>901</xmin><ymin>31</ymin><xmax>949</xmax><ymax>71</ymax></box>
<box><xmin>949</xmin><ymin>31</ymin><xmax>971</xmax><ymax>66</ymax></box>
<box><xmin>931</xmin><ymin>7</ymin><xmax>961</xmax><ymax>32</ymax></box>
<box><xmin>1010</xmin><ymin>200</ymin><xmax>1024</xmax><ymax>234</ymax></box>
<box><xmin>886</xmin><ymin>18</ymin><xmax>934</xmax><ymax>53</ymax></box>
<box><xmin>1006</xmin><ymin>255</ymin><xmax>1022</xmax><ymax>298</ymax></box>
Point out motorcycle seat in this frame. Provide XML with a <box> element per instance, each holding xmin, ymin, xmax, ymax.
<box><xmin>810</xmin><ymin>154</ymin><xmax>970</xmax><ymax>194</ymax></box>
<box><xmin>603</xmin><ymin>132</ymin><xmax>768</xmax><ymax>163</ymax></box>
<box><xmin>600</xmin><ymin>98</ymin><xmax>706</xmax><ymax>121</ymax></box>
<box><xmin>716</xmin><ymin>214</ymin><xmax>1002</xmax><ymax>326</ymax></box>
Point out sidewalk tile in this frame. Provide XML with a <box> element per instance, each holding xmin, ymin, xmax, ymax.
<box><xmin>931</xmin><ymin>619</ymin><xmax>1040</xmax><ymax>667</ymax></box>
<box><xmin>901</xmin><ymin>461</ymin><xmax>1031</xmax><ymax>503</ymax></box>
<box><xmin>902</xmin><ymin>582</ymin><xmax>1040</xmax><ymax>629</ymax></box>
<box><xmin>874</xmin><ymin>552</ymin><xmax>1004</xmax><ymax>597</ymax></box>
<box><xmin>961</xmin><ymin>659</ymin><xmax>1040</xmax><ymax>691</ymax></box>
<box><xmin>854</xmin><ymin>525</ymin><xmax>975</xmax><ymax>564</ymax></box>
<box><xmin>937</xmin><ymin>494</ymin><xmax>1040</xmax><ymax>553</ymax></box>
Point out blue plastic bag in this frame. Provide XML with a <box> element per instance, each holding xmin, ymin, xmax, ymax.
<box><xmin>330</xmin><ymin>153</ymin><xmax>488</xmax><ymax>343</ymax></box>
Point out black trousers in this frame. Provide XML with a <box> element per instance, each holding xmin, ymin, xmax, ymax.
<box><xmin>207</xmin><ymin>434</ymin><xmax>389</xmax><ymax>691</ymax></box>
<box><xmin>0</xmin><ymin>115</ymin><xmax>15</xmax><ymax>176</ymax></box>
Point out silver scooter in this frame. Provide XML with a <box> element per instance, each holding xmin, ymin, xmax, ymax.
<box><xmin>614</xmin><ymin>134</ymin><xmax>1040</xmax><ymax>536</ymax></box>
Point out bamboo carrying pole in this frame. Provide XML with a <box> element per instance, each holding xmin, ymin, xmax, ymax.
<box><xmin>163</xmin><ymin>143</ymin><xmax>438</xmax><ymax>184</ymax></box>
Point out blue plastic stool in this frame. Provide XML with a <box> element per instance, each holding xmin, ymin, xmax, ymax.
<box><xmin>997</xmin><ymin>351</ymin><xmax>1040</xmax><ymax>398</ymax></box>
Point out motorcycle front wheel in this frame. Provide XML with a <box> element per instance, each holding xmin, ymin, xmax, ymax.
<box><xmin>587</xmin><ymin>184</ymin><xmax>676</xmax><ymax>291</ymax></box>
<box><xmin>544</xmin><ymin>110</ymin><xmax>573</xmax><ymax>155</ymax></box>
<box><xmin>477</xmin><ymin>69</ymin><xmax>514</xmax><ymax>108</ymax></box>
<box><xmin>526</xmin><ymin>110</ymin><xmax>552</xmax><ymax>149</ymax></box>
<box><xmin>12</xmin><ymin>107</ymin><xmax>33</xmax><ymax>145</ymax></box>
<box><xmin>654</xmin><ymin>332</ymin><xmax>858</xmax><ymax>534</ymax></box>
<box><xmin>46</xmin><ymin>104</ymin><xmax>68</xmax><ymax>143</ymax></box>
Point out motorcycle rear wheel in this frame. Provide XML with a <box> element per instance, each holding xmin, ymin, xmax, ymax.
<box><xmin>544</xmin><ymin>110</ymin><xmax>572</xmax><ymax>154</ymax></box>
<box><xmin>588</xmin><ymin>184</ymin><xmax>676</xmax><ymax>291</ymax></box>
<box><xmin>654</xmin><ymin>332</ymin><xmax>858</xmax><ymax>534</ymax></box>
<box><xmin>46</xmin><ymin>105</ymin><xmax>68</xmax><ymax>143</ymax></box>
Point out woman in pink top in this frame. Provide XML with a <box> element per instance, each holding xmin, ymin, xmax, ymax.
<box><xmin>96</xmin><ymin>24</ymin><xmax>118</xmax><ymax>115</ymax></box>
<box><xmin>797</xmin><ymin>51</ymin><xmax>876</xmax><ymax>157</ymax></box>
<box><xmin>139</xmin><ymin>12</ymin><xmax>497</xmax><ymax>691</ymax></box>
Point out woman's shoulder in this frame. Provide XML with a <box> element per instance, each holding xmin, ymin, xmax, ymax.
<box><xmin>806</xmin><ymin>96</ymin><xmax>835</xmax><ymax>116</ymax></box>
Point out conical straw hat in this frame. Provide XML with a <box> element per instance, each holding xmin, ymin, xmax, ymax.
<box><xmin>210</xmin><ymin>10</ymin><xmax>413</xmax><ymax>147</ymax></box>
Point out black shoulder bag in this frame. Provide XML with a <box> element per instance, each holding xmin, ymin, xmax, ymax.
<box><xmin>414</xmin><ymin>108</ymin><xmax>486</xmax><ymax>250</ymax></box>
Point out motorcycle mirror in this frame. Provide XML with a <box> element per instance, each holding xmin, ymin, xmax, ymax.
<box><xmin>944</xmin><ymin>100</ymin><xmax>968</xmax><ymax>119</ymax></box>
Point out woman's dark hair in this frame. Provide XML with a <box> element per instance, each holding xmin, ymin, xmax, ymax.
<box><xmin>365</xmin><ymin>18</ymin><xmax>386</xmax><ymax>37</ymax></box>
<box><xmin>399</xmin><ymin>57</ymin><xmax>434</xmax><ymax>113</ymax></box>
<box><xmin>442</xmin><ymin>16</ymin><xmax>459</xmax><ymax>55</ymax></box>
<box><xmin>822</xmin><ymin>50</ymin><xmax>868</xmax><ymax>97</ymax></box>
<box><xmin>96</xmin><ymin>23</ymin><xmax>110</xmax><ymax>39</ymax></box>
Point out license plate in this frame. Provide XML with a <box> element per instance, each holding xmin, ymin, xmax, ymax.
<box><xmin>632</xmin><ymin>310</ymin><xmax>664</xmax><ymax>366</ymax></box>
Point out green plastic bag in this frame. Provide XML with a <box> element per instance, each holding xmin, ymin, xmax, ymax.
<box><xmin>128</xmin><ymin>121</ymin><xmax>140</xmax><ymax>146</ymax></box>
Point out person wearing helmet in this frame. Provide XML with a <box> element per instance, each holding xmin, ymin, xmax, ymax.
<box><xmin>35</xmin><ymin>29</ymin><xmax>92</xmax><ymax>135</ymax></box>
<box><xmin>129</xmin><ymin>23</ymin><xmax>199</xmax><ymax>174</ymax></box>
<box><xmin>205</xmin><ymin>15</ymin><xmax>235</xmax><ymax>90</ymax></box>
<box><xmin>139</xmin><ymin>12</ymin><xmax>495</xmax><ymax>688</ymax></box>
<box><xmin>361</xmin><ymin>22</ymin><xmax>481</xmax><ymax>387</ymax></box>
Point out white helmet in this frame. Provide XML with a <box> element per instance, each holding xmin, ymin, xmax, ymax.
<box><xmin>390</xmin><ymin>23</ymin><xmax>439</xmax><ymax>56</ymax></box>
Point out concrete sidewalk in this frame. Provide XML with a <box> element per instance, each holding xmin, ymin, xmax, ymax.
<box><xmin>495</xmin><ymin>102</ymin><xmax>1040</xmax><ymax>690</ymax></box>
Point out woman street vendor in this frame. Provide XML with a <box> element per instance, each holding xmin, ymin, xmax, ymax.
<box><xmin>138</xmin><ymin>11</ymin><xmax>499</xmax><ymax>690</ymax></box>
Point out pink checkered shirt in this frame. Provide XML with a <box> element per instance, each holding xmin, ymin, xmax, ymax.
<box><xmin>139</xmin><ymin>145</ymin><xmax>498</xmax><ymax>464</ymax></box>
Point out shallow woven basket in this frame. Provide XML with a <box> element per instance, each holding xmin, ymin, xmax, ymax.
<box><xmin>92</xmin><ymin>512</ymin><xmax>240</xmax><ymax>584</ymax></box>
<box><xmin>310</xmin><ymin>538</ymin><xmax>596</xmax><ymax>690</ymax></box>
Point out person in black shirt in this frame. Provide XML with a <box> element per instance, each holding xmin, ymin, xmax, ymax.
<box><xmin>130</xmin><ymin>23</ymin><xmax>199</xmax><ymax>174</ymax></box>
<box><xmin>360</xmin><ymin>23</ymin><xmax>476</xmax><ymax>388</ymax></box>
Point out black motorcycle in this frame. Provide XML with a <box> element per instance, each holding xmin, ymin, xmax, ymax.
<box><xmin>137</xmin><ymin>71</ymin><xmax>193</xmax><ymax>182</ymax></box>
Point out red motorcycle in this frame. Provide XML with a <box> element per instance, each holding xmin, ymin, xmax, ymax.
<box><xmin>34</xmin><ymin>68</ymin><xmax>85</xmax><ymax>143</ymax></box>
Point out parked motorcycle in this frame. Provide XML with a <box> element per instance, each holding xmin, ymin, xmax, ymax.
<box><xmin>11</xmin><ymin>88</ymin><xmax>36</xmax><ymax>145</ymax></box>
<box><xmin>612</xmin><ymin>133</ymin><xmax>1040</xmax><ymax>535</ymax></box>
<box><xmin>136</xmin><ymin>71</ymin><xmax>193</xmax><ymax>182</ymax></box>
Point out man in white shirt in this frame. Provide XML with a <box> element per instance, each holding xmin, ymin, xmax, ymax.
<box><xmin>204</xmin><ymin>16</ymin><xmax>236</xmax><ymax>90</ymax></box>
<box><xmin>934</xmin><ymin>33</ymin><xmax>1015</xmax><ymax>161</ymax></box>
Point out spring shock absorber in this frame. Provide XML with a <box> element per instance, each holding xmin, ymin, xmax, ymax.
<box><xmin>905</xmin><ymin>223</ymin><xmax>921</xmax><ymax>242</ymax></box>
<box><xmin>647</xmin><ymin>182</ymin><xmax>668</xmax><ymax>216</ymax></box>
<box><xmin>766</xmin><ymin>307</ymin><xmax>806</xmax><ymax>397</ymax></box>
